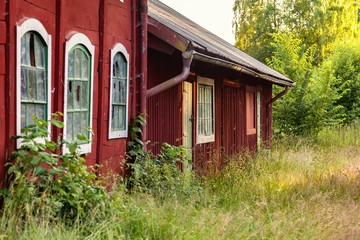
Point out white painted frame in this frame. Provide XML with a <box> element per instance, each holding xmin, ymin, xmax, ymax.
<box><xmin>196</xmin><ymin>76</ymin><xmax>215</xmax><ymax>144</ymax></box>
<box><xmin>108</xmin><ymin>43</ymin><xmax>130</xmax><ymax>139</ymax></box>
<box><xmin>16</xmin><ymin>18</ymin><xmax>52</xmax><ymax>148</ymax></box>
<box><xmin>63</xmin><ymin>33</ymin><xmax>95</xmax><ymax>154</ymax></box>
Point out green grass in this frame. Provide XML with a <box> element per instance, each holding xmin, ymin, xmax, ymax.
<box><xmin>2</xmin><ymin>124</ymin><xmax>360</xmax><ymax>239</ymax></box>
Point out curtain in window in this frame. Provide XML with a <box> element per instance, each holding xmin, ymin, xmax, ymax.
<box><xmin>197</xmin><ymin>84</ymin><xmax>214</xmax><ymax>136</ymax></box>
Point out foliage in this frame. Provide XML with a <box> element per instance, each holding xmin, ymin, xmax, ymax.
<box><xmin>323</xmin><ymin>39</ymin><xmax>360</xmax><ymax>123</ymax></box>
<box><xmin>0</xmin><ymin>113</ymin><xmax>110</xmax><ymax>221</ymax></box>
<box><xmin>2</xmin><ymin>124</ymin><xmax>360</xmax><ymax>239</ymax></box>
<box><xmin>127</xmin><ymin>115</ymin><xmax>202</xmax><ymax>200</ymax></box>
<box><xmin>233</xmin><ymin>0</ymin><xmax>360</xmax><ymax>63</ymax></box>
<box><xmin>267</xmin><ymin>32</ymin><xmax>341</xmax><ymax>135</ymax></box>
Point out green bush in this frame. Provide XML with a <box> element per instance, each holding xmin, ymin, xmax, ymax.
<box><xmin>126</xmin><ymin>115</ymin><xmax>203</xmax><ymax>200</ymax></box>
<box><xmin>324</xmin><ymin>39</ymin><xmax>360</xmax><ymax>123</ymax></box>
<box><xmin>267</xmin><ymin>31</ymin><xmax>341</xmax><ymax>135</ymax></box>
<box><xmin>1</xmin><ymin>113</ymin><xmax>110</xmax><ymax>221</ymax></box>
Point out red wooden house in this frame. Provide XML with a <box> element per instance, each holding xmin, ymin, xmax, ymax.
<box><xmin>0</xmin><ymin>0</ymin><xmax>294</xmax><ymax>185</ymax></box>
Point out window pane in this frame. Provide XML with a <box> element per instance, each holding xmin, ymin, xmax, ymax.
<box><xmin>67</xmin><ymin>113</ymin><xmax>73</xmax><ymax>140</ymax></box>
<box><xmin>37</xmin><ymin>70</ymin><xmax>46</xmax><ymax>101</ymax></box>
<box><xmin>68</xmin><ymin>51</ymin><xmax>74</xmax><ymax>78</ymax></box>
<box><xmin>67</xmin><ymin>81</ymin><xmax>73</xmax><ymax>110</ymax></box>
<box><xmin>114</xmin><ymin>54</ymin><xmax>121</xmax><ymax>77</ymax></box>
<box><xmin>37</xmin><ymin>104</ymin><xmax>45</xmax><ymax>120</ymax></box>
<box><xmin>21</xmin><ymin>68</ymin><xmax>28</xmax><ymax>100</ymax></box>
<box><xmin>34</xmin><ymin>36</ymin><xmax>45</xmax><ymax>68</ymax></box>
<box><xmin>81</xmin><ymin>81</ymin><xmax>88</xmax><ymax>109</ymax></box>
<box><xmin>112</xmin><ymin>105</ymin><xmax>119</xmax><ymax>130</ymax></box>
<box><xmin>119</xmin><ymin>106</ymin><xmax>125</xmax><ymax>130</ymax></box>
<box><xmin>21</xmin><ymin>104</ymin><xmax>26</xmax><ymax>129</ymax></box>
<box><xmin>120</xmin><ymin>80</ymin><xmax>126</xmax><ymax>104</ymax></box>
<box><xmin>28</xmin><ymin>68</ymin><xmax>37</xmax><ymax>100</ymax></box>
<box><xmin>120</xmin><ymin>54</ymin><xmax>127</xmax><ymax>78</ymax></box>
<box><xmin>81</xmin><ymin>51</ymin><xmax>88</xmax><ymax>79</ymax></box>
<box><xmin>73</xmin><ymin>112</ymin><xmax>81</xmax><ymax>140</ymax></box>
<box><xmin>26</xmin><ymin>104</ymin><xmax>35</xmax><ymax>125</ymax></box>
<box><xmin>21</xmin><ymin>35</ymin><xmax>26</xmax><ymax>65</ymax></box>
<box><xmin>81</xmin><ymin>112</ymin><xmax>88</xmax><ymax>137</ymax></box>
<box><xmin>25</xmin><ymin>34</ymin><xmax>31</xmax><ymax>66</ymax></box>
<box><xmin>74</xmin><ymin>49</ymin><xmax>81</xmax><ymax>79</ymax></box>
<box><xmin>112</xmin><ymin>80</ymin><xmax>117</xmax><ymax>103</ymax></box>
<box><xmin>74</xmin><ymin>81</ymin><xmax>80</xmax><ymax>109</ymax></box>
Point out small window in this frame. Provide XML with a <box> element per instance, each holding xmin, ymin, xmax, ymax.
<box><xmin>16</xmin><ymin>19</ymin><xmax>52</xmax><ymax>148</ymax></box>
<box><xmin>196</xmin><ymin>76</ymin><xmax>215</xmax><ymax>144</ymax></box>
<box><xmin>109</xmin><ymin>43</ymin><xmax>129</xmax><ymax>139</ymax></box>
<box><xmin>63</xmin><ymin>33</ymin><xmax>94</xmax><ymax>154</ymax></box>
<box><xmin>246</xmin><ymin>86</ymin><xmax>256</xmax><ymax>135</ymax></box>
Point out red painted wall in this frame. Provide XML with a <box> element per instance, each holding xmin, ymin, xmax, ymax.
<box><xmin>147</xmin><ymin>49</ymin><xmax>183</xmax><ymax>154</ymax></box>
<box><xmin>0</xmin><ymin>0</ymin><xmax>137</xmax><ymax>185</ymax></box>
<box><xmin>0</xmin><ymin>0</ymin><xmax>6</xmax><ymax>186</ymax></box>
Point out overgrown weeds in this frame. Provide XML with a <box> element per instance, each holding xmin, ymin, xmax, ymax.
<box><xmin>1</xmin><ymin>121</ymin><xmax>360</xmax><ymax>239</ymax></box>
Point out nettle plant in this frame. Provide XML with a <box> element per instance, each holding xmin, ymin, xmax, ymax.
<box><xmin>1</xmin><ymin>113</ymin><xmax>109</xmax><ymax>220</ymax></box>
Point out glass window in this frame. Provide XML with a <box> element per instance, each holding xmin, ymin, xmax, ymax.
<box><xmin>63</xmin><ymin>33</ymin><xmax>94</xmax><ymax>154</ymax></box>
<box><xmin>197</xmin><ymin>77</ymin><xmax>215</xmax><ymax>144</ymax></box>
<box><xmin>111</xmin><ymin>53</ymin><xmax>127</xmax><ymax>131</ymax></box>
<box><xmin>66</xmin><ymin>45</ymin><xmax>91</xmax><ymax>142</ymax></box>
<box><xmin>20</xmin><ymin>32</ymin><xmax>48</xmax><ymax>129</ymax></box>
<box><xmin>108</xmin><ymin>43</ymin><xmax>129</xmax><ymax>139</ymax></box>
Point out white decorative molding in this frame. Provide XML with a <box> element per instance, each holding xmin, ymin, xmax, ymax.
<box><xmin>16</xmin><ymin>18</ymin><xmax>52</xmax><ymax>148</ymax></box>
<box><xmin>196</xmin><ymin>76</ymin><xmax>215</xmax><ymax>144</ymax></box>
<box><xmin>108</xmin><ymin>43</ymin><xmax>130</xmax><ymax>139</ymax></box>
<box><xmin>63</xmin><ymin>33</ymin><xmax>95</xmax><ymax>154</ymax></box>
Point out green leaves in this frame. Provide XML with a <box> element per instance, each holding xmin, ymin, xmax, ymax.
<box><xmin>233</xmin><ymin>0</ymin><xmax>360</xmax><ymax>64</ymax></box>
<box><xmin>268</xmin><ymin>32</ymin><xmax>340</xmax><ymax>135</ymax></box>
<box><xmin>5</xmin><ymin>113</ymin><xmax>110</xmax><ymax>221</ymax></box>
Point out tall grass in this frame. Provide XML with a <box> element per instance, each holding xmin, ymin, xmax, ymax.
<box><xmin>2</xmin><ymin>124</ymin><xmax>360</xmax><ymax>239</ymax></box>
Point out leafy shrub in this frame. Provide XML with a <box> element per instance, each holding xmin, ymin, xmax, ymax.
<box><xmin>1</xmin><ymin>113</ymin><xmax>110</xmax><ymax>221</ymax></box>
<box><xmin>127</xmin><ymin>115</ymin><xmax>203</xmax><ymax>200</ymax></box>
<box><xmin>324</xmin><ymin>39</ymin><xmax>360</xmax><ymax>123</ymax></box>
<box><xmin>267</xmin><ymin>31</ymin><xmax>341</xmax><ymax>135</ymax></box>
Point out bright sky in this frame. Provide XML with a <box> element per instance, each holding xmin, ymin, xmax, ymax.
<box><xmin>158</xmin><ymin>0</ymin><xmax>235</xmax><ymax>45</ymax></box>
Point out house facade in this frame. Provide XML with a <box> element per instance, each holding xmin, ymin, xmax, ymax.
<box><xmin>0</xmin><ymin>0</ymin><xmax>294</xmax><ymax>185</ymax></box>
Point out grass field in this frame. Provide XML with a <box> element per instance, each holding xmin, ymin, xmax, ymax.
<box><xmin>1</xmin><ymin>124</ymin><xmax>360</xmax><ymax>239</ymax></box>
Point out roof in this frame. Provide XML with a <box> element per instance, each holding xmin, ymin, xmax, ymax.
<box><xmin>147</xmin><ymin>0</ymin><xmax>295</xmax><ymax>87</ymax></box>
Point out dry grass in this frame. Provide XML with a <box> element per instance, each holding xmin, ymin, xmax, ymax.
<box><xmin>2</xmin><ymin>124</ymin><xmax>360</xmax><ymax>239</ymax></box>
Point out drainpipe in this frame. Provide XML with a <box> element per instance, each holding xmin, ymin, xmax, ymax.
<box><xmin>140</xmin><ymin>0</ymin><xmax>148</xmax><ymax>149</ymax></box>
<box><xmin>146</xmin><ymin>50</ymin><xmax>194</xmax><ymax>98</ymax></box>
<box><xmin>267</xmin><ymin>86</ymin><xmax>289</xmax><ymax>147</ymax></box>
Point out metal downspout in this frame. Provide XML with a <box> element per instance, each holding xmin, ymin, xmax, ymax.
<box><xmin>140</xmin><ymin>0</ymin><xmax>148</xmax><ymax>149</ymax></box>
<box><xmin>267</xmin><ymin>86</ymin><xmax>289</xmax><ymax>147</ymax></box>
<box><xmin>146</xmin><ymin>50</ymin><xmax>194</xmax><ymax>99</ymax></box>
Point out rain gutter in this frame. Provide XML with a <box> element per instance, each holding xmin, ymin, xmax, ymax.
<box><xmin>146</xmin><ymin>50</ymin><xmax>194</xmax><ymax>99</ymax></box>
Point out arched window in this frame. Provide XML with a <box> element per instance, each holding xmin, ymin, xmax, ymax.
<box><xmin>63</xmin><ymin>33</ymin><xmax>94</xmax><ymax>154</ymax></box>
<box><xmin>109</xmin><ymin>43</ymin><xmax>129</xmax><ymax>139</ymax></box>
<box><xmin>16</xmin><ymin>19</ymin><xmax>51</xmax><ymax>148</ymax></box>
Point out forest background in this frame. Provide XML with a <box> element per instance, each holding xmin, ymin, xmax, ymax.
<box><xmin>233</xmin><ymin>0</ymin><xmax>360</xmax><ymax>135</ymax></box>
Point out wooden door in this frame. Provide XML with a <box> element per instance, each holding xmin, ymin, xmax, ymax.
<box><xmin>222</xmin><ymin>84</ymin><xmax>244</xmax><ymax>155</ymax></box>
<box><xmin>183</xmin><ymin>81</ymin><xmax>193</xmax><ymax>171</ymax></box>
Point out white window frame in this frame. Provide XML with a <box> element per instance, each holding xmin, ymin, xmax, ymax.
<box><xmin>63</xmin><ymin>33</ymin><xmax>95</xmax><ymax>154</ymax></box>
<box><xmin>16</xmin><ymin>18</ymin><xmax>52</xmax><ymax>148</ymax></box>
<box><xmin>196</xmin><ymin>76</ymin><xmax>215</xmax><ymax>144</ymax></box>
<box><xmin>108</xmin><ymin>43</ymin><xmax>130</xmax><ymax>139</ymax></box>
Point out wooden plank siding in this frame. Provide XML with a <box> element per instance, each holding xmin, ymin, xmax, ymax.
<box><xmin>147</xmin><ymin>49</ymin><xmax>183</xmax><ymax>154</ymax></box>
<box><xmin>0</xmin><ymin>0</ymin><xmax>137</xmax><ymax>184</ymax></box>
<box><xmin>0</xmin><ymin>0</ymin><xmax>6</xmax><ymax>185</ymax></box>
